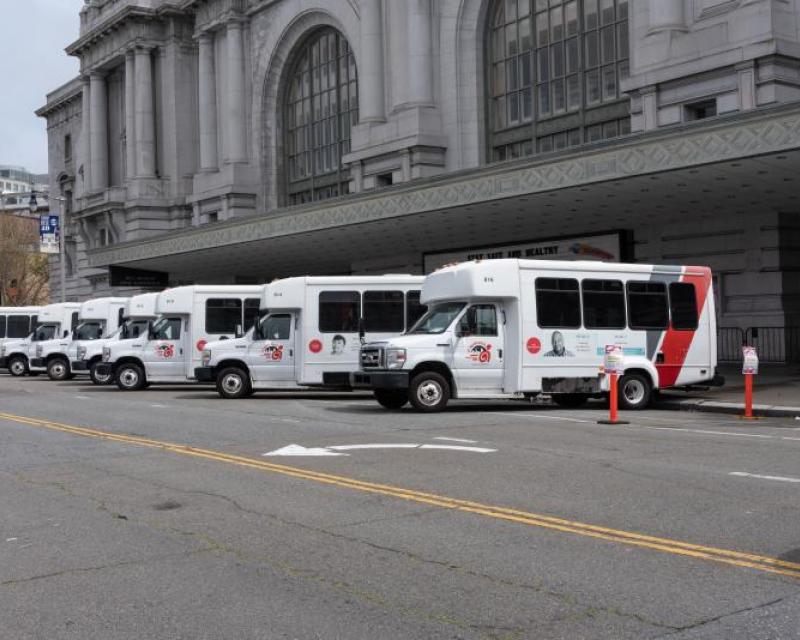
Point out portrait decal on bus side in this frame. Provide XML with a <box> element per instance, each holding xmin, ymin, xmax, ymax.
<box><xmin>543</xmin><ymin>331</ymin><xmax>575</xmax><ymax>357</ymax></box>
<box><xmin>331</xmin><ymin>334</ymin><xmax>346</xmax><ymax>355</ymax></box>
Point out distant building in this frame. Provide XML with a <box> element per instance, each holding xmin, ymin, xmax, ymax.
<box><xmin>0</xmin><ymin>165</ymin><xmax>49</xmax><ymax>214</ymax></box>
<box><xmin>36</xmin><ymin>0</ymin><xmax>800</xmax><ymax>335</ymax></box>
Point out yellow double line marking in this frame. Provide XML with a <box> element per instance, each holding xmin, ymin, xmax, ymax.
<box><xmin>2</xmin><ymin>410</ymin><xmax>799</xmax><ymax>581</ymax></box>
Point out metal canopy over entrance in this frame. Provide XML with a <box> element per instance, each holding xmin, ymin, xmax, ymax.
<box><xmin>89</xmin><ymin>105</ymin><xmax>800</xmax><ymax>289</ymax></box>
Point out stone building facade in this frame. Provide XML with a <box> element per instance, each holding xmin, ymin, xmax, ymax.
<box><xmin>37</xmin><ymin>0</ymin><xmax>800</xmax><ymax>336</ymax></box>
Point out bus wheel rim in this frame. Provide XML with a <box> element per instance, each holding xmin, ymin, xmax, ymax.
<box><xmin>120</xmin><ymin>369</ymin><xmax>138</xmax><ymax>387</ymax></box>
<box><xmin>417</xmin><ymin>380</ymin><xmax>442</xmax><ymax>406</ymax></box>
<box><xmin>623</xmin><ymin>379</ymin><xmax>645</xmax><ymax>405</ymax></box>
<box><xmin>52</xmin><ymin>363</ymin><xmax>66</xmax><ymax>377</ymax></box>
<box><xmin>222</xmin><ymin>374</ymin><xmax>243</xmax><ymax>394</ymax></box>
<box><xmin>10</xmin><ymin>361</ymin><xmax>24</xmax><ymax>375</ymax></box>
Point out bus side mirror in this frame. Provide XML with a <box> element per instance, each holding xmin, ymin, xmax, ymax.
<box><xmin>64</xmin><ymin>330</ymin><xmax>70</xmax><ymax>338</ymax></box>
<box><xmin>235</xmin><ymin>324</ymin><xmax>243</xmax><ymax>339</ymax></box>
<box><xmin>358</xmin><ymin>317</ymin><xmax>366</xmax><ymax>344</ymax></box>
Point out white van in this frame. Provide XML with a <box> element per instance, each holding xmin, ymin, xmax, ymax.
<box><xmin>0</xmin><ymin>303</ymin><xmax>81</xmax><ymax>377</ymax></box>
<box><xmin>195</xmin><ymin>276</ymin><xmax>426</xmax><ymax>398</ymax></box>
<box><xmin>96</xmin><ymin>285</ymin><xmax>263</xmax><ymax>390</ymax></box>
<box><xmin>32</xmin><ymin>297</ymin><xmax>129</xmax><ymax>381</ymax></box>
<box><xmin>0</xmin><ymin>307</ymin><xmax>41</xmax><ymax>349</ymax></box>
<box><xmin>71</xmin><ymin>293</ymin><xmax>160</xmax><ymax>384</ymax></box>
<box><xmin>353</xmin><ymin>259</ymin><xmax>720</xmax><ymax>412</ymax></box>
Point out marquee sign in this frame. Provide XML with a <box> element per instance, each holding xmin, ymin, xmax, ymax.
<box><xmin>423</xmin><ymin>231</ymin><xmax>626</xmax><ymax>273</ymax></box>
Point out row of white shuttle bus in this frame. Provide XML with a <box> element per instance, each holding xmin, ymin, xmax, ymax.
<box><xmin>0</xmin><ymin>259</ymin><xmax>722</xmax><ymax>412</ymax></box>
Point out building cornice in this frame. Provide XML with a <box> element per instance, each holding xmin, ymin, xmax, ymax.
<box><xmin>36</xmin><ymin>77</ymin><xmax>84</xmax><ymax>118</ymax></box>
<box><xmin>88</xmin><ymin>101</ymin><xmax>800</xmax><ymax>268</ymax></box>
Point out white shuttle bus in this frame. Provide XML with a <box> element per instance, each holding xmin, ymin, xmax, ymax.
<box><xmin>0</xmin><ymin>303</ymin><xmax>81</xmax><ymax>377</ymax></box>
<box><xmin>195</xmin><ymin>276</ymin><xmax>426</xmax><ymax>398</ymax></box>
<box><xmin>0</xmin><ymin>307</ymin><xmax>41</xmax><ymax>349</ymax></box>
<box><xmin>71</xmin><ymin>293</ymin><xmax>159</xmax><ymax>384</ymax></box>
<box><xmin>353</xmin><ymin>259</ymin><xmax>720</xmax><ymax>412</ymax></box>
<box><xmin>96</xmin><ymin>285</ymin><xmax>263</xmax><ymax>390</ymax></box>
<box><xmin>32</xmin><ymin>297</ymin><xmax>129</xmax><ymax>381</ymax></box>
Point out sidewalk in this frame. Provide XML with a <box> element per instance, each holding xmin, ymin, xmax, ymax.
<box><xmin>655</xmin><ymin>364</ymin><xmax>800</xmax><ymax>418</ymax></box>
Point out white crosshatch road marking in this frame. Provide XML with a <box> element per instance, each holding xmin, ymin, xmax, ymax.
<box><xmin>263</xmin><ymin>443</ymin><xmax>498</xmax><ymax>456</ymax></box>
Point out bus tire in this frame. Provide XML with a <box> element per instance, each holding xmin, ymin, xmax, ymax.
<box><xmin>47</xmin><ymin>358</ymin><xmax>70</xmax><ymax>381</ymax></box>
<box><xmin>116</xmin><ymin>363</ymin><xmax>146</xmax><ymax>391</ymax></box>
<box><xmin>374</xmin><ymin>389</ymin><xmax>408</xmax><ymax>410</ymax></box>
<box><xmin>90</xmin><ymin>361</ymin><xmax>114</xmax><ymax>385</ymax></box>
<box><xmin>618</xmin><ymin>373</ymin><xmax>651</xmax><ymax>410</ymax></box>
<box><xmin>216</xmin><ymin>367</ymin><xmax>251</xmax><ymax>400</ymax></box>
<box><xmin>8</xmin><ymin>356</ymin><xmax>28</xmax><ymax>377</ymax></box>
<box><xmin>553</xmin><ymin>393</ymin><xmax>589</xmax><ymax>408</ymax></box>
<box><xmin>408</xmin><ymin>371</ymin><xmax>450</xmax><ymax>413</ymax></box>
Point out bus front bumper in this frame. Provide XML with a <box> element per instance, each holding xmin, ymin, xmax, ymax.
<box><xmin>194</xmin><ymin>367</ymin><xmax>215</xmax><ymax>382</ymax></box>
<box><xmin>350</xmin><ymin>371</ymin><xmax>410</xmax><ymax>390</ymax></box>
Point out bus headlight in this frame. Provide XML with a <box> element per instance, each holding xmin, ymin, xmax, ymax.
<box><xmin>102</xmin><ymin>347</ymin><xmax>111</xmax><ymax>362</ymax></box>
<box><xmin>386</xmin><ymin>348</ymin><xmax>407</xmax><ymax>369</ymax></box>
<box><xmin>77</xmin><ymin>345</ymin><xmax>87</xmax><ymax>360</ymax></box>
<box><xmin>201</xmin><ymin>348</ymin><xmax>212</xmax><ymax>366</ymax></box>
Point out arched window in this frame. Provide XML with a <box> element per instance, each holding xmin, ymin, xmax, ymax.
<box><xmin>284</xmin><ymin>28</ymin><xmax>359</xmax><ymax>205</ymax></box>
<box><xmin>487</xmin><ymin>0</ymin><xmax>630</xmax><ymax>162</ymax></box>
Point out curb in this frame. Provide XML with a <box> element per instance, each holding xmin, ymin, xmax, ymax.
<box><xmin>654</xmin><ymin>398</ymin><xmax>800</xmax><ymax>418</ymax></box>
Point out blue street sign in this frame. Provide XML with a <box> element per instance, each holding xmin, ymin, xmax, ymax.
<box><xmin>40</xmin><ymin>214</ymin><xmax>60</xmax><ymax>254</ymax></box>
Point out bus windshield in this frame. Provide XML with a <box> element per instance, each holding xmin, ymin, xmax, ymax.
<box><xmin>32</xmin><ymin>324</ymin><xmax>58</xmax><ymax>341</ymax></box>
<box><xmin>407</xmin><ymin>302</ymin><xmax>466</xmax><ymax>334</ymax></box>
<box><xmin>119</xmin><ymin>319</ymin><xmax>150</xmax><ymax>340</ymax></box>
<box><xmin>74</xmin><ymin>321</ymin><xmax>104</xmax><ymax>340</ymax></box>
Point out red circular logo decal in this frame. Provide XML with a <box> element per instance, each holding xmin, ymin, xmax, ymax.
<box><xmin>309</xmin><ymin>339</ymin><xmax>323</xmax><ymax>354</ymax></box>
<box><xmin>526</xmin><ymin>337</ymin><xmax>541</xmax><ymax>354</ymax></box>
<box><xmin>196</xmin><ymin>339</ymin><xmax>207</xmax><ymax>352</ymax></box>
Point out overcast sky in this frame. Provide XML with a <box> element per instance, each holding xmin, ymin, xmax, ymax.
<box><xmin>0</xmin><ymin>0</ymin><xmax>85</xmax><ymax>174</ymax></box>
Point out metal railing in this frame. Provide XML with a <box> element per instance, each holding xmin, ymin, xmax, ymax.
<box><xmin>717</xmin><ymin>326</ymin><xmax>800</xmax><ymax>363</ymax></box>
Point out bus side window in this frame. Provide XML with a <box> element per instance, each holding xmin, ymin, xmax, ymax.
<box><xmin>244</xmin><ymin>298</ymin><xmax>261</xmax><ymax>330</ymax></box>
<box><xmin>535</xmin><ymin>278</ymin><xmax>581</xmax><ymax>328</ymax></box>
<box><xmin>319</xmin><ymin>291</ymin><xmax>360</xmax><ymax>332</ymax></box>
<box><xmin>0</xmin><ymin>315</ymin><xmax>6</xmax><ymax>338</ymax></box>
<box><xmin>30</xmin><ymin>315</ymin><xmax>37</xmax><ymax>333</ymax></box>
<box><xmin>627</xmin><ymin>282</ymin><xmax>669</xmax><ymax>330</ymax></box>
<box><xmin>363</xmin><ymin>291</ymin><xmax>404</xmax><ymax>332</ymax></box>
<box><xmin>669</xmin><ymin>283</ymin><xmax>698</xmax><ymax>330</ymax></box>
<box><xmin>406</xmin><ymin>291</ymin><xmax>427</xmax><ymax>330</ymax></box>
<box><xmin>582</xmin><ymin>280</ymin><xmax>626</xmax><ymax>329</ymax></box>
<box><xmin>206</xmin><ymin>299</ymin><xmax>243</xmax><ymax>334</ymax></box>
<box><xmin>8</xmin><ymin>315</ymin><xmax>30</xmax><ymax>338</ymax></box>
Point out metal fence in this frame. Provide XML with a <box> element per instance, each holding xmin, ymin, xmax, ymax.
<box><xmin>717</xmin><ymin>327</ymin><xmax>800</xmax><ymax>363</ymax></box>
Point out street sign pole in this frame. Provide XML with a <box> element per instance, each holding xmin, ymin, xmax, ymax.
<box><xmin>58</xmin><ymin>198</ymin><xmax>66</xmax><ymax>302</ymax></box>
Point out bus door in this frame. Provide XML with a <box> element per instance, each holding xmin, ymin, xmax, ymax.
<box><xmin>452</xmin><ymin>304</ymin><xmax>505</xmax><ymax>392</ymax></box>
<box><xmin>145</xmin><ymin>316</ymin><xmax>185</xmax><ymax>379</ymax></box>
<box><xmin>248</xmin><ymin>313</ymin><xmax>296</xmax><ymax>383</ymax></box>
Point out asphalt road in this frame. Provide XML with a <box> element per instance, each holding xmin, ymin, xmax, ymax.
<box><xmin>1</xmin><ymin>374</ymin><xmax>799</xmax><ymax>639</ymax></box>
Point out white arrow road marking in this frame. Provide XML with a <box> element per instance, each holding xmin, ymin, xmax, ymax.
<box><xmin>729</xmin><ymin>472</ymin><xmax>800</xmax><ymax>484</ymax></box>
<box><xmin>263</xmin><ymin>443</ymin><xmax>497</xmax><ymax>456</ymax></box>
<box><xmin>264</xmin><ymin>444</ymin><xmax>347</xmax><ymax>457</ymax></box>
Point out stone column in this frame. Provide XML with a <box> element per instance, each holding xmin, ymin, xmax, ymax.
<box><xmin>647</xmin><ymin>0</ymin><xmax>685</xmax><ymax>33</ymax></box>
<box><xmin>360</xmin><ymin>0</ymin><xmax>385</xmax><ymax>122</ymax></box>
<box><xmin>79</xmin><ymin>77</ymin><xmax>91</xmax><ymax>195</ymax></box>
<box><xmin>225</xmin><ymin>21</ymin><xmax>247</xmax><ymax>164</ymax></box>
<box><xmin>134</xmin><ymin>46</ymin><xmax>156</xmax><ymax>177</ymax></box>
<box><xmin>89</xmin><ymin>72</ymin><xmax>108</xmax><ymax>190</ymax></box>
<box><xmin>407</xmin><ymin>0</ymin><xmax>433</xmax><ymax>106</ymax></box>
<box><xmin>124</xmin><ymin>50</ymin><xmax>136</xmax><ymax>181</ymax></box>
<box><xmin>198</xmin><ymin>32</ymin><xmax>219</xmax><ymax>171</ymax></box>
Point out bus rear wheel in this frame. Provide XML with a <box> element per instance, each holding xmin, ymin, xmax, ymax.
<box><xmin>374</xmin><ymin>389</ymin><xmax>408</xmax><ymax>410</ymax></box>
<box><xmin>216</xmin><ymin>367</ymin><xmax>252</xmax><ymax>399</ymax></box>
<box><xmin>618</xmin><ymin>373</ymin><xmax>652</xmax><ymax>410</ymax></box>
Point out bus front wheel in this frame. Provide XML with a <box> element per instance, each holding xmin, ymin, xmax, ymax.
<box><xmin>216</xmin><ymin>367</ymin><xmax>252</xmax><ymax>399</ymax></box>
<box><xmin>408</xmin><ymin>372</ymin><xmax>450</xmax><ymax>413</ymax></box>
<box><xmin>374</xmin><ymin>389</ymin><xmax>408</xmax><ymax>410</ymax></box>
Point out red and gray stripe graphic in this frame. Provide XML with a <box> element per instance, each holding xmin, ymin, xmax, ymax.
<box><xmin>650</xmin><ymin>266</ymin><xmax>713</xmax><ymax>388</ymax></box>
